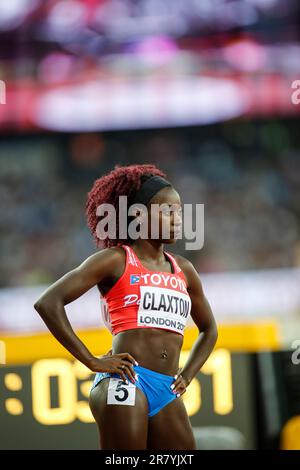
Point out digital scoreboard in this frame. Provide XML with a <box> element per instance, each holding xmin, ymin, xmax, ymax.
<box><xmin>0</xmin><ymin>350</ymin><xmax>257</xmax><ymax>449</ymax></box>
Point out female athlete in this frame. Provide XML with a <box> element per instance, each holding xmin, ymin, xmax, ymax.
<box><xmin>34</xmin><ymin>163</ymin><xmax>218</xmax><ymax>450</ymax></box>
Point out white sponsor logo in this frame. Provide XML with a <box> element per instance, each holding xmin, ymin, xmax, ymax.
<box><xmin>131</xmin><ymin>272</ymin><xmax>187</xmax><ymax>291</ymax></box>
<box><xmin>124</xmin><ymin>294</ymin><xmax>140</xmax><ymax>306</ymax></box>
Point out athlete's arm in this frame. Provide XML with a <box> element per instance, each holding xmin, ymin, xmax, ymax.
<box><xmin>172</xmin><ymin>255</ymin><xmax>218</xmax><ymax>394</ymax></box>
<box><xmin>33</xmin><ymin>248</ymin><xmax>137</xmax><ymax>383</ymax></box>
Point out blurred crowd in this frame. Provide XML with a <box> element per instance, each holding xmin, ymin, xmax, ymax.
<box><xmin>0</xmin><ymin>118</ymin><xmax>299</xmax><ymax>288</ymax></box>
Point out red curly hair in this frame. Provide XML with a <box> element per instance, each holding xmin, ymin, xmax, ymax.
<box><xmin>86</xmin><ymin>164</ymin><xmax>168</xmax><ymax>248</ymax></box>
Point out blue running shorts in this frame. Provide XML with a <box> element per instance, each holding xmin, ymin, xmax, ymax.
<box><xmin>90</xmin><ymin>364</ymin><xmax>178</xmax><ymax>417</ymax></box>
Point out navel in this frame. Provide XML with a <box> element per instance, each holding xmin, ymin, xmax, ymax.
<box><xmin>160</xmin><ymin>349</ymin><xmax>168</xmax><ymax>359</ymax></box>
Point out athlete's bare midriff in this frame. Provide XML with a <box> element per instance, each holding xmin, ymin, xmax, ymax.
<box><xmin>112</xmin><ymin>327</ymin><xmax>183</xmax><ymax>376</ymax></box>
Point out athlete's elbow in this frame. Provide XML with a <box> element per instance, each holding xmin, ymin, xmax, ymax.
<box><xmin>208</xmin><ymin>323</ymin><xmax>218</xmax><ymax>344</ymax></box>
<box><xmin>34</xmin><ymin>296</ymin><xmax>48</xmax><ymax>316</ymax></box>
<box><xmin>199</xmin><ymin>322</ymin><xmax>218</xmax><ymax>342</ymax></box>
<box><xmin>34</xmin><ymin>294</ymin><xmax>60</xmax><ymax>317</ymax></box>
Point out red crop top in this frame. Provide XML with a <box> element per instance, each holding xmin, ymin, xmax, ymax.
<box><xmin>100</xmin><ymin>244</ymin><xmax>192</xmax><ymax>336</ymax></box>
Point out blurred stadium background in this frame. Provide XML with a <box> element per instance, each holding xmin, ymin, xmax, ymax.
<box><xmin>0</xmin><ymin>0</ymin><xmax>300</xmax><ymax>450</ymax></box>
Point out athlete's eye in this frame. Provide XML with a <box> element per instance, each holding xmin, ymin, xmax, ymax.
<box><xmin>161</xmin><ymin>209</ymin><xmax>171</xmax><ymax>216</ymax></box>
<box><xmin>161</xmin><ymin>207</ymin><xmax>182</xmax><ymax>216</ymax></box>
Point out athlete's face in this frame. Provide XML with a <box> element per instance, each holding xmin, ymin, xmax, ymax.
<box><xmin>145</xmin><ymin>186</ymin><xmax>183</xmax><ymax>244</ymax></box>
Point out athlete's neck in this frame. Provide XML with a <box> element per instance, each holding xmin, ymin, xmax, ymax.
<box><xmin>130</xmin><ymin>240</ymin><xmax>165</xmax><ymax>264</ymax></box>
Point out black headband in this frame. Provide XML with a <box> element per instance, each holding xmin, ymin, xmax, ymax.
<box><xmin>131</xmin><ymin>175</ymin><xmax>172</xmax><ymax>206</ymax></box>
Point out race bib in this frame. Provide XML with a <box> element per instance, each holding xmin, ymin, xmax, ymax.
<box><xmin>137</xmin><ymin>285</ymin><xmax>191</xmax><ymax>334</ymax></box>
<box><xmin>107</xmin><ymin>378</ymin><xmax>136</xmax><ymax>406</ymax></box>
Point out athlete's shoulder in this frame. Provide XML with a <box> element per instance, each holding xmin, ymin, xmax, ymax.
<box><xmin>171</xmin><ymin>253</ymin><xmax>200</xmax><ymax>288</ymax></box>
<box><xmin>80</xmin><ymin>245</ymin><xmax>126</xmax><ymax>274</ymax></box>
<box><xmin>100</xmin><ymin>245</ymin><xmax>127</xmax><ymax>261</ymax></box>
<box><xmin>171</xmin><ymin>253</ymin><xmax>194</xmax><ymax>272</ymax></box>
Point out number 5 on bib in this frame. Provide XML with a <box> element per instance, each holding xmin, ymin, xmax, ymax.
<box><xmin>107</xmin><ymin>378</ymin><xmax>136</xmax><ymax>406</ymax></box>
